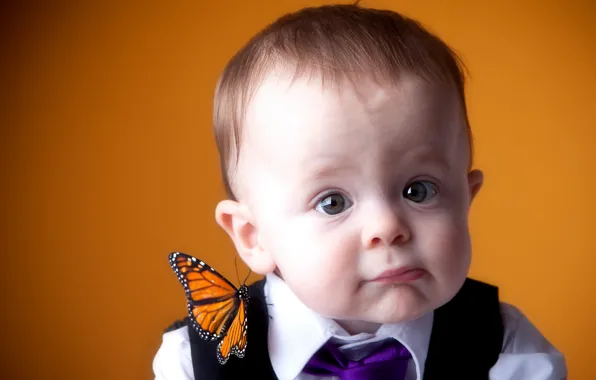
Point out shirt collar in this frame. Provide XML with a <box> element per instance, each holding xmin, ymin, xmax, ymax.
<box><xmin>264</xmin><ymin>273</ymin><xmax>434</xmax><ymax>380</ymax></box>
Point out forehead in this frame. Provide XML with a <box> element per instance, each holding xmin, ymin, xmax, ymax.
<box><xmin>242</xmin><ymin>71</ymin><xmax>465</xmax><ymax>160</ymax></box>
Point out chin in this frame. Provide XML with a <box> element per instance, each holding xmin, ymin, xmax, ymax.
<box><xmin>371</xmin><ymin>286</ymin><xmax>443</xmax><ymax>323</ymax></box>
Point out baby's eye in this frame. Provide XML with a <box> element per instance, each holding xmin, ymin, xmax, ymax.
<box><xmin>315</xmin><ymin>193</ymin><xmax>353</xmax><ymax>215</ymax></box>
<box><xmin>403</xmin><ymin>181</ymin><xmax>437</xmax><ymax>203</ymax></box>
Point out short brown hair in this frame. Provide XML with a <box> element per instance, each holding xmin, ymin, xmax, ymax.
<box><xmin>213</xmin><ymin>4</ymin><xmax>472</xmax><ymax>200</ymax></box>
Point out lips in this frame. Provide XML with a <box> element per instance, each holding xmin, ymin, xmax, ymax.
<box><xmin>372</xmin><ymin>267</ymin><xmax>426</xmax><ymax>283</ymax></box>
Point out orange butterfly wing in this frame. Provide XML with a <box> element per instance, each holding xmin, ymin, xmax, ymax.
<box><xmin>217</xmin><ymin>288</ymin><xmax>248</xmax><ymax>364</ymax></box>
<box><xmin>169</xmin><ymin>252</ymin><xmax>241</xmax><ymax>341</ymax></box>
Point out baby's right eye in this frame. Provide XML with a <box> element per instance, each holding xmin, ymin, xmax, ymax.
<box><xmin>315</xmin><ymin>193</ymin><xmax>353</xmax><ymax>215</ymax></box>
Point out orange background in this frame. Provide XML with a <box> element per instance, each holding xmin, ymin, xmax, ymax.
<box><xmin>3</xmin><ymin>1</ymin><xmax>594</xmax><ymax>379</ymax></box>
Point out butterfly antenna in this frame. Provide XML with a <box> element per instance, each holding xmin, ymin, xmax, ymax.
<box><xmin>234</xmin><ymin>256</ymin><xmax>241</xmax><ymax>286</ymax></box>
<box><xmin>242</xmin><ymin>267</ymin><xmax>252</xmax><ymax>285</ymax></box>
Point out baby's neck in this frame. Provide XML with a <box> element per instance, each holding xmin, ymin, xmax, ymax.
<box><xmin>336</xmin><ymin>318</ymin><xmax>382</xmax><ymax>335</ymax></box>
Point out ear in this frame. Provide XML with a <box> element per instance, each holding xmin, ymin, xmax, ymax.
<box><xmin>467</xmin><ymin>169</ymin><xmax>484</xmax><ymax>204</ymax></box>
<box><xmin>215</xmin><ymin>200</ymin><xmax>276</xmax><ymax>275</ymax></box>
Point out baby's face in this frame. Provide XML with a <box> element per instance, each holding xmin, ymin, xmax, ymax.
<box><xmin>237</xmin><ymin>71</ymin><xmax>480</xmax><ymax>327</ymax></box>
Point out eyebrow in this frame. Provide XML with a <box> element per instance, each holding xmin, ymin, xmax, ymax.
<box><xmin>412</xmin><ymin>152</ymin><xmax>451</xmax><ymax>170</ymax></box>
<box><xmin>395</xmin><ymin>145</ymin><xmax>452</xmax><ymax>171</ymax></box>
<box><xmin>299</xmin><ymin>157</ymin><xmax>358</xmax><ymax>182</ymax></box>
<box><xmin>299</xmin><ymin>146</ymin><xmax>451</xmax><ymax>185</ymax></box>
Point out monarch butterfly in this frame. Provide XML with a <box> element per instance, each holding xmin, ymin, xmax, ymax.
<box><xmin>169</xmin><ymin>251</ymin><xmax>249</xmax><ymax>365</ymax></box>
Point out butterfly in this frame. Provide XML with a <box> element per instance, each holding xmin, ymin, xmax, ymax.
<box><xmin>169</xmin><ymin>251</ymin><xmax>249</xmax><ymax>365</ymax></box>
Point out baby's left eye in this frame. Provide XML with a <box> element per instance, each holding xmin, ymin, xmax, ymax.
<box><xmin>403</xmin><ymin>181</ymin><xmax>437</xmax><ymax>203</ymax></box>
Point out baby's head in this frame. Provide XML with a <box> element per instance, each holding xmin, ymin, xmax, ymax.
<box><xmin>213</xmin><ymin>4</ymin><xmax>483</xmax><ymax>331</ymax></box>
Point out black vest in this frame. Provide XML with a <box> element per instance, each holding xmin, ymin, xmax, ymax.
<box><xmin>166</xmin><ymin>277</ymin><xmax>503</xmax><ymax>379</ymax></box>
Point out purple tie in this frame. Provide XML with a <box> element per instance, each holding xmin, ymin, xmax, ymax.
<box><xmin>303</xmin><ymin>339</ymin><xmax>411</xmax><ymax>380</ymax></box>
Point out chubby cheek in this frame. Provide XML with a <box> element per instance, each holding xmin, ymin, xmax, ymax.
<box><xmin>263</xmin><ymin>221</ymin><xmax>357</xmax><ymax>316</ymax></box>
<box><xmin>420</xmin><ymin>212</ymin><xmax>471</xmax><ymax>291</ymax></box>
<box><xmin>284</xmin><ymin>262</ymin><xmax>354</xmax><ymax>317</ymax></box>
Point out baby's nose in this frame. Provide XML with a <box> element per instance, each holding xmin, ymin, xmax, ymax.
<box><xmin>362</xmin><ymin>207</ymin><xmax>411</xmax><ymax>249</ymax></box>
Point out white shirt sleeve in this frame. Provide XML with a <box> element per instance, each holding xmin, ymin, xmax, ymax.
<box><xmin>153</xmin><ymin>326</ymin><xmax>195</xmax><ymax>380</ymax></box>
<box><xmin>489</xmin><ymin>303</ymin><xmax>567</xmax><ymax>380</ymax></box>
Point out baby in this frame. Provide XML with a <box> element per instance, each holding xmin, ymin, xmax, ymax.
<box><xmin>154</xmin><ymin>4</ymin><xmax>567</xmax><ymax>379</ymax></box>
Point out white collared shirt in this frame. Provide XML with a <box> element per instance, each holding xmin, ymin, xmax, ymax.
<box><xmin>153</xmin><ymin>274</ymin><xmax>567</xmax><ymax>380</ymax></box>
